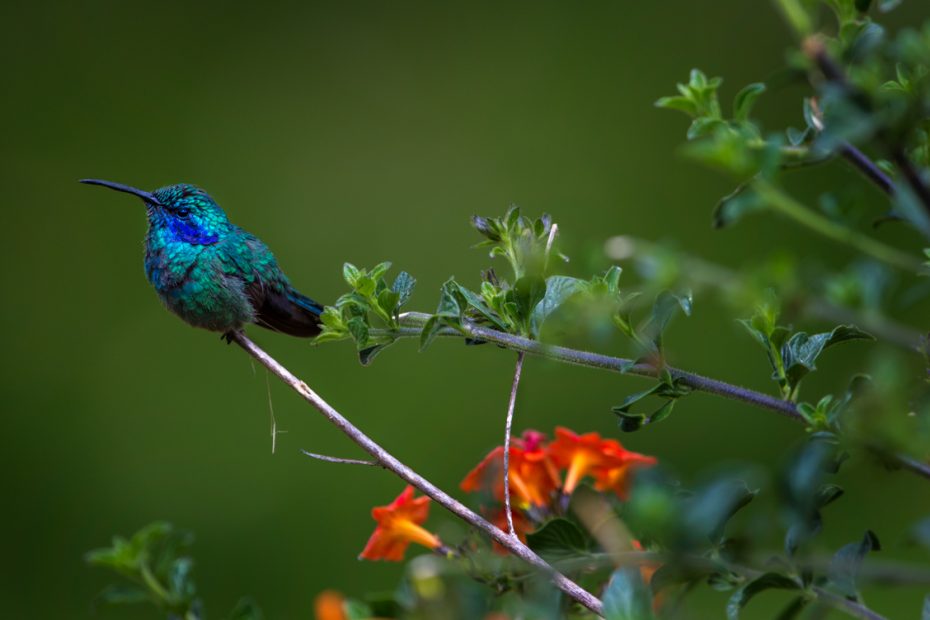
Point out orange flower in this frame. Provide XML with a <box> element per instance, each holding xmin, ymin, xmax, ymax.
<box><xmin>547</xmin><ymin>427</ymin><xmax>656</xmax><ymax>495</ymax></box>
<box><xmin>359</xmin><ymin>486</ymin><xmax>442</xmax><ymax>561</ymax></box>
<box><xmin>314</xmin><ymin>590</ymin><xmax>348</xmax><ymax>620</ymax></box>
<box><xmin>485</xmin><ymin>506</ymin><xmax>533</xmax><ymax>554</ymax></box>
<box><xmin>461</xmin><ymin>430</ymin><xmax>560</xmax><ymax>509</ymax></box>
<box><xmin>591</xmin><ymin>453</ymin><xmax>657</xmax><ymax>500</ymax></box>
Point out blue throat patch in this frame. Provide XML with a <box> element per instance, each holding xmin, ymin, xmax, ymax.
<box><xmin>168</xmin><ymin>217</ymin><xmax>219</xmax><ymax>245</ymax></box>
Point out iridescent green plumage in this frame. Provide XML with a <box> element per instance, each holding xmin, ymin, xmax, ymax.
<box><xmin>82</xmin><ymin>180</ymin><xmax>323</xmax><ymax>337</ymax></box>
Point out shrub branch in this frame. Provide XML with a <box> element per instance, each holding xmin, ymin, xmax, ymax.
<box><xmin>230</xmin><ymin>331</ymin><xmax>605</xmax><ymax>617</ymax></box>
<box><xmin>386</xmin><ymin>313</ymin><xmax>930</xmax><ymax>481</ymax></box>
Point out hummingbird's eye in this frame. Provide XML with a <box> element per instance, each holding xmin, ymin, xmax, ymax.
<box><xmin>176</xmin><ymin>207</ymin><xmax>191</xmax><ymax>219</ymax></box>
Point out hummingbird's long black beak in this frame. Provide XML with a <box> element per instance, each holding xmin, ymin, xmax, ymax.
<box><xmin>80</xmin><ymin>179</ymin><xmax>164</xmax><ymax>207</ymax></box>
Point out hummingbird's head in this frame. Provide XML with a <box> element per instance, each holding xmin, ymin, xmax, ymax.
<box><xmin>81</xmin><ymin>179</ymin><xmax>230</xmax><ymax>245</ymax></box>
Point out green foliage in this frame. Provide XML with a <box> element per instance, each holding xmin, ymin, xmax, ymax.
<box><xmin>603</xmin><ymin>568</ymin><xmax>654</xmax><ymax>620</ymax></box>
<box><xmin>85</xmin><ymin>3</ymin><xmax>930</xmax><ymax>619</ymax></box>
<box><xmin>86</xmin><ymin>522</ymin><xmax>262</xmax><ymax>620</ymax></box>
<box><xmin>471</xmin><ymin>206</ymin><xmax>566</xmax><ymax>281</ymax></box>
<box><xmin>726</xmin><ymin>573</ymin><xmax>802</xmax><ymax>620</ymax></box>
<box><xmin>314</xmin><ymin>261</ymin><xmax>417</xmax><ymax>364</ymax></box>
<box><xmin>526</xmin><ymin>518</ymin><xmax>593</xmax><ymax>562</ymax></box>
<box><xmin>740</xmin><ymin>298</ymin><xmax>872</xmax><ymax>401</ymax></box>
<box><xmin>828</xmin><ymin>530</ymin><xmax>881</xmax><ymax>599</ymax></box>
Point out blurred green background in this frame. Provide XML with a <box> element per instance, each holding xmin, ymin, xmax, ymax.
<box><xmin>3</xmin><ymin>1</ymin><xmax>929</xmax><ymax>617</ymax></box>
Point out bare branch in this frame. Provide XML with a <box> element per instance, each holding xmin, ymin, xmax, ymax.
<box><xmin>300</xmin><ymin>450</ymin><xmax>381</xmax><ymax>467</ymax></box>
<box><xmin>230</xmin><ymin>331</ymin><xmax>605</xmax><ymax>617</ymax></box>
<box><xmin>804</xmin><ymin>37</ymin><xmax>930</xmax><ymax>217</ymax></box>
<box><xmin>502</xmin><ymin>352</ymin><xmax>526</xmax><ymax>538</ymax></box>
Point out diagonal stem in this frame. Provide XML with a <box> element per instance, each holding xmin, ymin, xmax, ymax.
<box><xmin>502</xmin><ymin>352</ymin><xmax>526</xmax><ymax>538</ymax></box>
<box><xmin>752</xmin><ymin>179</ymin><xmax>923</xmax><ymax>273</ymax></box>
<box><xmin>230</xmin><ymin>331</ymin><xmax>605</xmax><ymax>617</ymax></box>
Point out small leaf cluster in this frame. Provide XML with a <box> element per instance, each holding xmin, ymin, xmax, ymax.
<box><xmin>740</xmin><ymin>298</ymin><xmax>873</xmax><ymax>401</ymax></box>
<box><xmin>656</xmin><ymin>69</ymin><xmax>784</xmax><ymax>183</ymax></box>
<box><xmin>610</xmin><ymin>289</ymin><xmax>693</xmax><ymax>431</ymax></box>
<box><xmin>420</xmin><ymin>207</ymin><xmax>585</xmax><ymax>344</ymax></box>
<box><xmin>86</xmin><ymin>522</ymin><xmax>262</xmax><ymax>620</ymax></box>
<box><xmin>471</xmin><ymin>206</ymin><xmax>566</xmax><ymax>281</ymax></box>
<box><xmin>314</xmin><ymin>262</ymin><xmax>416</xmax><ymax>365</ymax></box>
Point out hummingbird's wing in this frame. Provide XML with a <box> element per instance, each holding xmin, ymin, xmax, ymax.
<box><xmin>221</xmin><ymin>230</ymin><xmax>323</xmax><ymax>338</ymax></box>
<box><xmin>253</xmin><ymin>285</ymin><xmax>323</xmax><ymax>338</ymax></box>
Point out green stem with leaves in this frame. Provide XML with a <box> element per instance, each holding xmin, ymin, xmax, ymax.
<box><xmin>379</xmin><ymin>313</ymin><xmax>930</xmax><ymax>481</ymax></box>
<box><xmin>752</xmin><ymin>180</ymin><xmax>923</xmax><ymax>273</ymax></box>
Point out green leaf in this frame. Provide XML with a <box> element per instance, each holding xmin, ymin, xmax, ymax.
<box><xmin>513</xmin><ymin>276</ymin><xmax>547</xmax><ymax>322</ymax></box>
<box><xmin>687</xmin><ymin>480</ymin><xmax>757</xmax><ymax>543</ymax></box>
<box><xmin>713</xmin><ymin>183</ymin><xmax>765</xmax><ymax>229</ymax></box>
<box><xmin>526</xmin><ymin>518</ymin><xmax>590</xmax><ymax>561</ymax></box>
<box><xmin>687</xmin><ymin>117</ymin><xmax>725</xmax><ymax>140</ymax></box>
<box><xmin>782</xmin><ymin>325</ymin><xmax>874</xmax><ymax>388</ymax></box>
<box><xmin>613</xmin><ymin>393</ymin><xmax>677</xmax><ymax>432</ymax></box>
<box><xmin>346</xmin><ymin>317</ymin><xmax>369</xmax><ymax>348</ymax></box>
<box><xmin>343</xmin><ymin>599</ymin><xmax>374</xmax><ymax>620</ymax></box>
<box><xmin>392</xmin><ymin>272</ymin><xmax>416</xmax><ymax>306</ymax></box>
<box><xmin>733</xmin><ymin>83</ymin><xmax>766</xmax><ymax>123</ymax></box>
<box><xmin>603</xmin><ymin>567</ymin><xmax>655</xmax><ymax>620</ymax></box>
<box><xmin>369</xmin><ymin>261</ymin><xmax>392</xmax><ymax>282</ymax></box>
<box><xmin>829</xmin><ymin>530</ymin><xmax>881</xmax><ymax>599</ymax></box>
<box><xmin>435</xmin><ymin>280</ymin><xmax>463</xmax><ymax>317</ymax></box>
<box><xmin>530</xmin><ymin>275</ymin><xmax>585</xmax><ymax>334</ymax></box>
<box><xmin>655</xmin><ymin>95</ymin><xmax>699</xmax><ymax>116</ymax></box>
<box><xmin>641</xmin><ymin>291</ymin><xmax>689</xmax><ymax>350</ymax></box>
<box><xmin>359</xmin><ymin>344</ymin><xmax>390</xmax><ymax>366</ymax></box>
<box><xmin>726</xmin><ymin>573</ymin><xmax>800</xmax><ymax>620</ymax></box>
<box><xmin>342</xmin><ymin>262</ymin><xmax>361</xmax><ymax>286</ymax></box>
<box><xmin>449</xmin><ymin>281</ymin><xmax>508</xmax><ymax>330</ymax></box>
<box><xmin>376</xmin><ymin>290</ymin><xmax>400</xmax><ymax>316</ymax></box>
<box><xmin>418</xmin><ymin>316</ymin><xmax>443</xmax><ymax>352</ymax></box>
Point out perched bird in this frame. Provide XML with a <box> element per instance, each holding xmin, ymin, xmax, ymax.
<box><xmin>81</xmin><ymin>179</ymin><xmax>323</xmax><ymax>339</ymax></box>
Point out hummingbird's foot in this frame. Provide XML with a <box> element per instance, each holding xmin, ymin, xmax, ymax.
<box><xmin>221</xmin><ymin>331</ymin><xmax>238</xmax><ymax>345</ymax></box>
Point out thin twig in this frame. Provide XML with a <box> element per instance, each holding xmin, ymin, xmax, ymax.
<box><xmin>300</xmin><ymin>450</ymin><xmax>381</xmax><ymax>467</ymax></box>
<box><xmin>841</xmin><ymin>144</ymin><xmax>895</xmax><ymax>195</ymax></box>
<box><xmin>502</xmin><ymin>352</ymin><xmax>526</xmax><ymax>538</ymax></box>
<box><xmin>389</xmin><ymin>313</ymin><xmax>930</xmax><ymax>481</ymax></box>
<box><xmin>808</xmin><ymin>98</ymin><xmax>895</xmax><ymax>196</ymax></box>
<box><xmin>230</xmin><ymin>331</ymin><xmax>605</xmax><ymax>617</ymax></box>
<box><xmin>891</xmin><ymin>148</ymin><xmax>930</xmax><ymax>215</ymax></box>
<box><xmin>804</xmin><ymin>36</ymin><xmax>930</xmax><ymax>217</ymax></box>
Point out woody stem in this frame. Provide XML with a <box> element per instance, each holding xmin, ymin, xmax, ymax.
<box><xmin>230</xmin><ymin>331</ymin><xmax>605</xmax><ymax>617</ymax></box>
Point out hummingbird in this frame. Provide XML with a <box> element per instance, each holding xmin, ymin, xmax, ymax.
<box><xmin>81</xmin><ymin>179</ymin><xmax>324</xmax><ymax>340</ymax></box>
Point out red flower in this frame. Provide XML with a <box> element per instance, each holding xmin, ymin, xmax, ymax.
<box><xmin>547</xmin><ymin>427</ymin><xmax>656</xmax><ymax>496</ymax></box>
<box><xmin>359</xmin><ymin>486</ymin><xmax>442</xmax><ymax>561</ymax></box>
<box><xmin>461</xmin><ymin>430</ymin><xmax>560</xmax><ymax>509</ymax></box>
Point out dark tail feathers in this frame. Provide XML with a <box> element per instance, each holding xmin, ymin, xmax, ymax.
<box><xmin>255</xmin><ymin>286</ymin><xmax>324</xmax><ymax>338</ymax></box>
